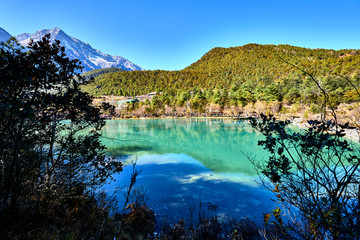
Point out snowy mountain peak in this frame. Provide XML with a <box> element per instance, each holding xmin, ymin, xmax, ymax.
<box><xmin>14</xmin><ymin>27</ymin><xmax>143</xmax><ymax>72</ymax></box>
<box><xmin>17</xmin><ymin>28</ymin><xmax>64</xmax><ymax>43</ymax></box>
<box><xmin>52</xmin><ymin>27</ymin><xmax>61</xmax><ymax>32</ymax></box>
<box><xmin>0</xmin><ymin>27</ymin><xmax>12</xmax><ymax>42</ymax></box>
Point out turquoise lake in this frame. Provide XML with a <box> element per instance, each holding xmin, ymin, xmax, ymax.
<box><xmin>101</xmin><ymin>118</ymin><xmax>275</xmax><ymax>223</ymax></box>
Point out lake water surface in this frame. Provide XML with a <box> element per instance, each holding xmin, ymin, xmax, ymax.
<box><xmin>101</xmin><ymin>118</ymin><xmax>275</xmax><ymax>223</ymax></box>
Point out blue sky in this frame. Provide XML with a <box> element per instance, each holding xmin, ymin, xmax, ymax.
<box><xmin>1</xmin><ymin>0</ymin><xmax>360</xmax><ymax>70</ymax></box>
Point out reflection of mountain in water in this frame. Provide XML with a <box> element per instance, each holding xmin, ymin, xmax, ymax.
<box><xmin>101</xmin><ymin>118</ymin><xmax>269</xmax><ymax>175</ymax></box>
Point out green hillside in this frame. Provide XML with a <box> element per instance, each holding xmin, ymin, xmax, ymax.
<box><xmin>82</xmin><ymin>44</ymin><xmax>360</xmax><ymax>106</ymax></box>
<box><xmin>186</xmin><ymin>44</ymin><xmax>360</xmax><ymax>78</ymax></box>
<box><xmin>82</xmin><ymin>67</ymin><xmax>125</xmax><ymax>79</ymax></box>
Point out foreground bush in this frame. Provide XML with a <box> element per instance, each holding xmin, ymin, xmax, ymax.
<box><xmin>0</xmin><ymin>36</ymin><xmax>122</xmax><ymax>238</ymax></box>
<box><xmin>250</xmin><ymin>114</ymin><xmax>360</xmax><ymax>239</ymax></box>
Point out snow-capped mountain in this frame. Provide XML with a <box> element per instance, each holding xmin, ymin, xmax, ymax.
<box><xmin>0</xmin><ymin>27</ymin><xmax>12</xmax><ymax>42</ymax></box>
<box><xmin>15</xmin><ymin>27</ymin><xmax>143</xmax><ymax>72</ymax></box>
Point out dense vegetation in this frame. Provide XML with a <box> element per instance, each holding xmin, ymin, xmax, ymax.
<box><xmin>82</xmin><ymin>44</ymin><xmax>360</xmax><ymax>108</ymax></box>
<box><xmin>251</xmin><ymin>114</ymin><xmax>360</xmax><ymax>239</ymax></box>
<box><xmin>82</xmin><ymin>67</ymin><xmax>125</xmax><ymax>80</ymax></box>
<box><xmin>0</xmin><ymin>36</ymin><xmax>150</xmax><ymax>239</ymax></box>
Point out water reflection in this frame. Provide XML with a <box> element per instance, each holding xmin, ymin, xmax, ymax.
<box><xmin>106</xmin><ymin>154</ymin><xmax>274</xmax><ymax>224</ymax></box>
<box><xmin>101</xmin><ymin>118</ymin><xmax>268</xmax><ymax>175</ymax></box>
<box><xmin>101</xmin><ymin>119</ymin><xmax>273</xmax><ymax>223</ymax></box>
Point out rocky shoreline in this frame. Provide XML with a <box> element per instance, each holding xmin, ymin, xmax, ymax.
<box><xmin>107</xmin><ymin>113</ymin><xmax>360</xmax><ymax>141</ymax></box>
<box><xmin>291</xmin><ymin>117</ymin><xmax>360</xmax><ymax>141</ymax></box>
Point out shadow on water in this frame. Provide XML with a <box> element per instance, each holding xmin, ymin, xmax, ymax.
<box><xmin>105</xmin><ymin>145</ymin><xmax>155</xmax><ymax>157</ymax></box>
<box><xmin>105</xmin><ymin>153</ymin><xmax>275</xmax><ymax>225</ymax></box>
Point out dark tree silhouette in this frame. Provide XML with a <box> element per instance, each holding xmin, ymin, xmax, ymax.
<box><xmin>250</xmin><ymin>114</ymin><xmax>360</xmax><ymax>239</ymax></box>
<box><xmin>0</xmin><ymin>35</ymin><xmax>122</xmax><ymax>238</ymax></box>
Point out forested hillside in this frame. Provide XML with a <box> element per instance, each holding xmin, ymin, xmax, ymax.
<box><xmin>82</xmin><ymin>44</ymin><xmax>360</xmax><ymax>107</ymax></box>
<box><xmin>82</xmin><ymin>67</ymin><xmax>125</xmax><ymax>79</ymax></box>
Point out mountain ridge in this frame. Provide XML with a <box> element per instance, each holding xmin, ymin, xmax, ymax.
<box><xmin>0</xmin><ymin>27</ymin><xmax>142</xmax><ymax>72</ymax></box>
<box><xmin>15</xmin><ymin>27</ymin><xmax>143</xmax><ymax>72</ymax></box>
<box><xmin>82</xmin><ymin>43</ymin><xmax>360</xmax><ymax>99</ymax></box>
<box><xmin>0</xmin><ymin>27</ymin><xmax>12</xmax><ymax>42</ymax></box>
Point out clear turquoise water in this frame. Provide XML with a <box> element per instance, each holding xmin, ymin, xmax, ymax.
<box><xmin>101</xmin><ymin>118</ymin><xmax>275</xmax><ymax>223</ymax></box>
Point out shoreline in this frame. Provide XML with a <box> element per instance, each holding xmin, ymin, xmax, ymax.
<box><xmin>107</xmin><ymin>114</ymin><xmax>360</xmax><ymax>141</ymax></box>
<box><xmin>291</xmin><ymin>117</ymin><xmax>360</xmax><ymax>141</ymax></box>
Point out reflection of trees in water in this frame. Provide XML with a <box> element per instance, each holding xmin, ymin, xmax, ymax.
<box><xmin>101</xmin><ymin>119</ymin><xmax>268</xmax><ymax>175</ymax></box>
